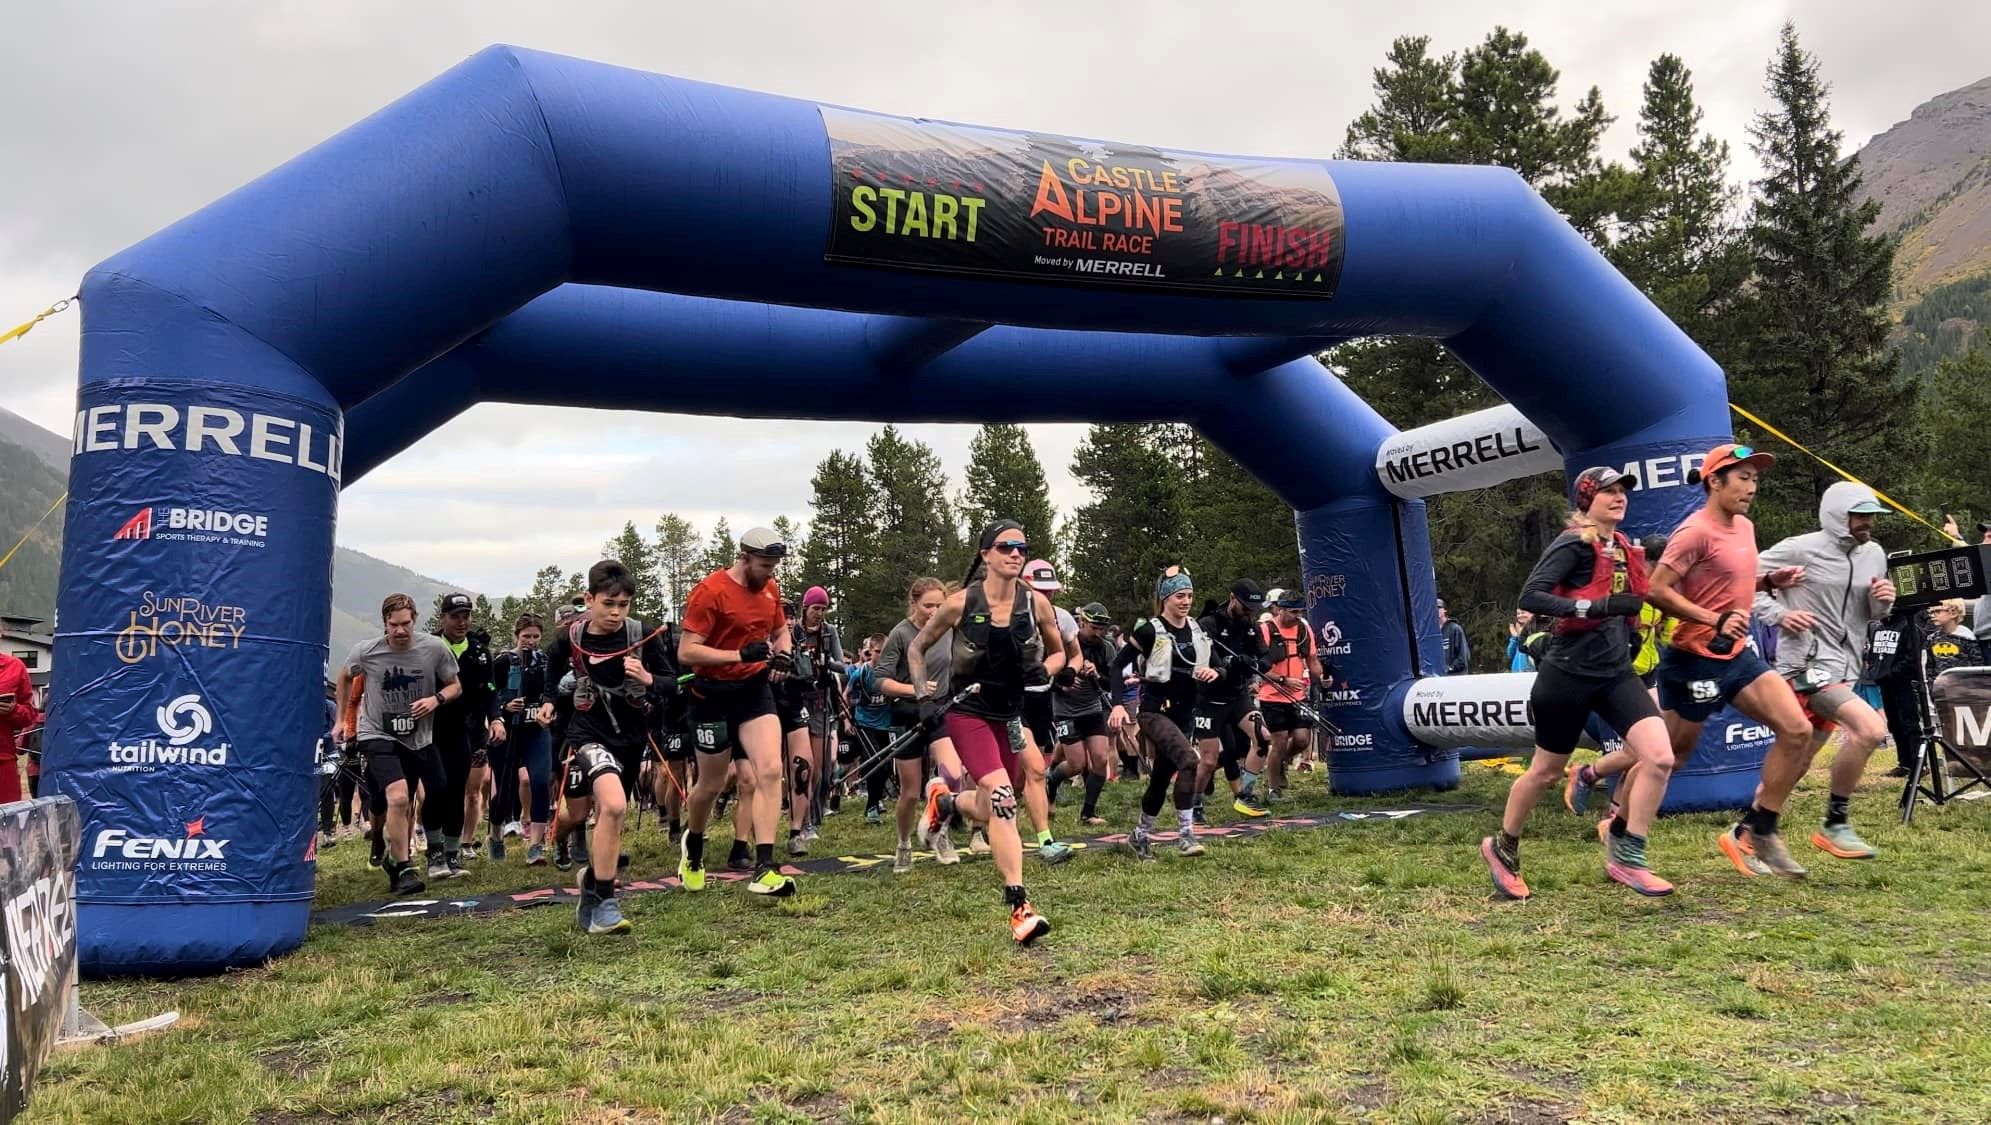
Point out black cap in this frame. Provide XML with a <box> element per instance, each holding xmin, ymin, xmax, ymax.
<box><xmin>1078</xmin><ymin>602</ymin><xmax>1114</xmax><ymax>625</ymax></box>
<box><xmin>440</xmin><ymin>593</ymin><xmax>473</xmax><ymax>614</ymax></box>
<box><xmin>1275</xmin><ymin>591</ymin><xmax>1305</xmax><ymax>610</ymax></box>
<box><xmin>1231</xmin><ymin>579</ymin><xmax>1265</xmax><ymax>608</ymax></box>
<box><xmin>1978</xmin><ymin>520</ymin><xmax>1991</xmax><ymax>534</ymax></box>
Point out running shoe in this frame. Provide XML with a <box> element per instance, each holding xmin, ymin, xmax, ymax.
<box><xmin>445</xmin><ymin>855</ymin><xmax>468</xmax><ymax>879</ymax></box>
<box><xmin>727</xmin><ymin>842</ymin><xmax>755</xmax><ymax>872</ymax></box>
<box><xmin>1604</xmin><ymin>833</ymin><xmax>1674</xmax><ymax>897</ymax></box>
<box><xmin>969</xmin><ymin>829</ymin><xmax>991</xmax><ymax>856</ymax></box>
<box><xmin>1191</xmin><ymin>805</ymin><xmax>1208</xmax><ymax>827</ymax></box>
<box><xmin>787</xmin><ymin>834</ymin><xmax>810</xmax><ymax>858</ymax></box>
<box><xmin>1178</xmin><ymin>832</ymin><xmax>1206</xmax><ymax>857</ymax></box>
<box><xmin>526</xmin><ymin>843</ymin><xmax>546</xmax><ymax>866</ymax></box>
<box><xmin>427</xmin><ymin>855</ymin><xmax>451</xmax><ymax>881</ymax></box>
<box><xmin>1081</xmin><ymin>814</ymin><xmax>1108</xmax><ymax>827</ymax></box>
<box><xmin>866</xmin><ymin>804</ymin><xmax>883</xmax><ymax>826</ymax></box>
<box><xmin>366</xmin><ymin>840</ymin><xmax>384</xmax><ymax>870</ymax></box>
<box><xmin>587</xmin><ymin>896</ymin><xmax>633</xmax><ymax>935</ymax></box>
<box><xmin>1039</xmin><ymin>840</ymin><xmax>1074</xmax><ymax>865</ymax></box>
<box><xmin>1715</xmin><ymin>828</ymin><xmax>1770</xmax><ymax>876</ymax></box>
<box><xmin>1563</xmin><ymin>763</ymin><xmax>1600</xmax><ymax>815</ymax></box>
<box><xmin>1011</xmin><ymin>902</ymin><xmax>1051</xmax><ymax>946</ymax></box>
<box><xmin>318</xmin><ymin>830</ymin><xmax>337</xmax><ymax>850</ymax></box>
<box><xmin>749</xmin><ymin>868</ymin><xmax>797</xmax><ymax>897</ymax></box>
<box><xmin>1264</xmin><ymin>787</ymin><xmax>1285</xmax><ymax>803</ymax></box>
<box><xmin>1479</xmin><ymin>836</ymin><xmax>1529</xmax><ymax>901</ymax></box>
<box><xmin>574</xmin><ymin>888</ymin><xmax>597</xmax><ymax>932</ymax></box>
<box><xmin>930</xmin><ymin>829</ymin><xmax>961</xmax><ymax>866</ymax></box>
<box><xmin>922</xmin><ymin>779</ymin><xmax>950</xmax><ymax>838</ymax></box>
<box><xmin>502</xmin><ymin>820</ymin><xmax>523</xmax><ymax>839</ymax></box>
<box><xmin>893</xmin><ymin>843</ymin><xmax>914</xmax><ymax>874</ymax></box>
<box><xmin>1130</xmin><ymin>825</ymin><xmax>1154</xmax><ymax>861</ymax></box>
<box><xmin>1811</xmin><ymin>822</ymin><xmax>1878</xmax><ymax>859</ymax></box>
<box><xmin>1746</xmin><ymin>829</ymin><xmax>1808</xmax><ymax>879</ymax></box>
<box><xmin>1232</xmin><ymin>796</ymin><xmax>1269</xmax><ymax>819</ymax></box>
<box><xmin>800</xmin><ymin>825</ymin><xmax>821</xmax><ymax>844</ymax></box>
<box><xmin>461</xmin><ymin>842</ymin><xmax>480</xmax><ymax>861</ymax></box>
<box><xmin>488</xmin><ymin>834</ymin><xmax>506</xmax><ymax>863</ymax></box>
<box><xmin>393</xmin><ymin>867</ymin><xmax>427</xmax><ymax>896</ymax></box>
<box><xmin>677</xmin><ymin>830</ymin><xmax>706</xmax><ymax>891</ymax></box>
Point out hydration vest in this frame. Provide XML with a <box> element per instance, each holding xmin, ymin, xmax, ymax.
<box><xmin>952</xmin><ymin>581</ymin><xmax>1042</xmax><ymax>685</ymax></box>
<box><xmin>1259</xmin><ymin>618</ymin><xmax>1314</xmax><ymax>666</ymax></box>
<box><xmin>567</xmin><ymin>618</ymin><xmax>654</xmax><ymax>725</ymax></box>
<box><xmin>1550</xmin><ymin>531</ymin><xmax>1648</xmax><ymax>634</ymax></box>
<box><xmin>1144</xmin><ymin>616</ymin><xmax>1210</xmax><ymax>683</ymax></box>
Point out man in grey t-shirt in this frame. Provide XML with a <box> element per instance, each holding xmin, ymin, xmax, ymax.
<box><xmin>332</xmin><ymin>593</ymin><xmax>461</xmax><ymax>894</ymax></box>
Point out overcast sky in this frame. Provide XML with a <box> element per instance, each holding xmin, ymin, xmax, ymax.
<box><xmin>4</xmin><ymin>1</ymin><xmax>1985</xmax><ymax>594</ymax></box>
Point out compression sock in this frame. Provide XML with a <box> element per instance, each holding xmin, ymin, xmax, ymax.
<box><xmin>1609</xmin><ymin>816</ymin><xmax>1627</xmax><ymax>838</ymax></box>
<box><xmin>1745</xmin><ymin>805</ymin><xmax>1780</xmax><ymax>837</ymax></box>
<box><xmin>1177</xmin><ymin>808</ymin><xmax>1194</xmax><ymax>834</ymax></box>
<box><xmin>685</xmin><ymin>832</ymin><xmax>706</xmax><ymax>867</ymax></box>
<box><xmin>1036</xmin><ymin>829</ymin><xmax>1055</xmax><ymax>847</ymax></box>
<box><xmin>1003</xmin><ymin>884</ymin><xmax>1028</xmax><ymax>909</ymax></box>
<box><xmin>1239</xmin><ymin>769</ymin><xmax>1260</xmax><ymax>797</ymax></box>
<box><xmin>1138</xmin><ymin>812</ymin><xmax>1156</xmax><ymax>833</ymax></box>
<box><xmin>1825</xmin><ymin>794</ymin><xmax>1851</xmax><ymax>827</ymax></box>
<box><xmin>755</xmin><ymin>842</ymin><xmax>775</xmax><ymax>869</ymax></box>
<box><xmin>1082</xmin><ymin>772</ymin><xmax>1105</xmax><ymax>817</ymax></box>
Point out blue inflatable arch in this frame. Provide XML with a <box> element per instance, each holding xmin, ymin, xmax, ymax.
<box><xmin>48</xmin><ymin>46</ymin><xmax>1731</xmax><ymax>973</ymax></box>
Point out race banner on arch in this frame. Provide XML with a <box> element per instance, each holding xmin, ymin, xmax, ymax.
<box><xmin>820</xmin><ymin>106</ymin><xmax>1345</xmax><ymax>299</ymax></box>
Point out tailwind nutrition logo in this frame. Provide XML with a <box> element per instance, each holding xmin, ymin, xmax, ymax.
<box><xmin>107</xmin><ymin>693</ymin><xmax>230</xmax><ymax>771</ymax></box>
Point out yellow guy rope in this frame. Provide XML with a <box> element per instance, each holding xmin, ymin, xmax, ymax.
<box><xmin>0</xmin><ymin>297</ymin><xmax>74</xmax><ymax>346</ymax></box>
<box><xmin>0</xmin><ymin>493</ymin><xmax>67</xmax><ymax>573</ymax></box>
<box><xmin>1728</xmin><ymin>403</ymin><xmax>1960</xmax><ymax>544</ymax></box>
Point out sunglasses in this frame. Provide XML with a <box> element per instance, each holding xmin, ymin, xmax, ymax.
<box><xmin>990</xmin><ymin>540</ymin><xmax>1029</xmax><ymax>555</ymax></box>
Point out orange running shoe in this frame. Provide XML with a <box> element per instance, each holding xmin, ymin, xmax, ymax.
<box><xmin>922</xmin><ymin>778</ymin><xmax>950</xmax><ymax>838</ymax></box>
<box><xmin>1480</xmin><ymin>836</ymin><xmax>1530</xmax><ymax>901</ymax></box>
<box><xmin>1011</xmin><ymin>902</ymin><xmax>1051</xmax><ymax>946</ymax></box>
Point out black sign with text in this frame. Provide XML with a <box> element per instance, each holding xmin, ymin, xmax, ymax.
<box><xmin>0</xmin><ymin>797</ymin><xmax>79</xmax><ymax>1122</ymax></box>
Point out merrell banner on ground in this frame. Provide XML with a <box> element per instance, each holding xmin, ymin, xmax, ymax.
<box><xmin>0</xmin><ymin>796</ymin><xmax>80</xmax><ymax>1121</ymax></box>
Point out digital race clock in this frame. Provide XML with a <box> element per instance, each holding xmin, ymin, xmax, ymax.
<box><xmin>1887</xmin><ymin>544</ymin><xmax>1991</xmax><ymax>609</ymax></box>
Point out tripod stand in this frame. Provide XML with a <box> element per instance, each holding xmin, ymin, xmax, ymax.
<box><xmin>1900</xmin><ymin>663</ymin><xmax>1991</xmax><ymax>824</ymax></box>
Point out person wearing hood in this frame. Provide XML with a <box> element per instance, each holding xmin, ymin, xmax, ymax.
<box><xmin>1751</xmin><ymin>480</ymin><xmax>1896</xmax><ymax>860</ymax></box>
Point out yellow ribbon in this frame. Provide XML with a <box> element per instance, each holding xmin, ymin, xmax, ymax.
<box><xmin>1728</xmin><ymin>402</ymin><xmax>1959</xmax><ymax>544</ymax></box>
<box><xmin>0</xmin><ymin>297</ymin><xmax>73</xmax><ymax>346</ymax></box>
<box><xmin>0</xmin><ymin>492</ymin><xmax>66</xmax><ymax>574</ymax></box>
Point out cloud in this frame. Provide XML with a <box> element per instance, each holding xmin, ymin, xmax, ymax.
<box><xmin>4</xmin><ymin>0</ymin><xmax>1983</xmax><ymax>593</ymax></box>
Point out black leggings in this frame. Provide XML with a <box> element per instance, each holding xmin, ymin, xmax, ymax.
<box><xmin>1531</xmin><ymin>663</ymin><xmax>1659</xmax><ymax>756</ymax></box>
<box><xmin>318</xmin><ymin>764</ymin><xmax>360</xmax><ymax>832</ymax></box>
<box><xmin>1137</xmin><ymin>712</ymin><xmax>1200</xmax><ymax>816</ymax></box>
<box><xmin>433</xmin><ymin>727</ymin><xmax>471</xmax><ymax>838</ymax></box>
<box><xmin>1215</xmin><ymin>716</ymin><xmax>1250</xmax><ymax>781</ymax></box>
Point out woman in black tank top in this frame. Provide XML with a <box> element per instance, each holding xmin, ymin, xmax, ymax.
<box><xmin>909</xmin><ymin>520</ymin><xmax>1067</xmax><ymax>946</ymax></box>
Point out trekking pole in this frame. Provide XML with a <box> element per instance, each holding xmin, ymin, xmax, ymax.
<box><xmin>1205</xmin><ymin>634</ymin><xmax>1341</xmax><ymax>739</ymax></box>
<box><xmin>840</xmin><ymin>684</ymin><xmax>981</xmax><ymax>795</ymax></box>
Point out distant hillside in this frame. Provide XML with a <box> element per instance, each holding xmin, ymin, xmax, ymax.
<box><xmin>1856</xmin><ymin>74</ymin><xmax>1991</xmax><ymax>304</ymax></box>
<box><xmin>0</xmin><ymin>406</ymin><xmax>475</xmax><ymax>665</ymax></box>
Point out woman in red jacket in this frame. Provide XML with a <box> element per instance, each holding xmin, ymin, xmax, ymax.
<box><xmin>0</xmin><ymin>645</ymin><xmax>41</xmax><ymax>804</ymax></box>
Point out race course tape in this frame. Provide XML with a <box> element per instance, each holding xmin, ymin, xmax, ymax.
<box><xmin>314</xmin><ymin>803</ymin><xmax>1480</xmax><ymax>927</ymax></box>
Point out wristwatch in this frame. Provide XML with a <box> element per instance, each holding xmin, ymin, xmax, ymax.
<box><xmin>1573</xmin><ymin>598</ymin><xmax>1592</xmax><ymax>619</ymax></box>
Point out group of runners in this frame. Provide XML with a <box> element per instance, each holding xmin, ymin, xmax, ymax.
<box><xmin>320</xmin><ymin>437</ymin><xmax>1928</xmax><ymax>940</ymax></box>
<box><xmin>326</xmin><ymin>522</ymin><xmax>1336</xmax><ymax>941</ymax></box>
<box><xmin>1484</xmin><ymin>442</ymin><xmax>1904</xmax><ymax>900</ymax></box>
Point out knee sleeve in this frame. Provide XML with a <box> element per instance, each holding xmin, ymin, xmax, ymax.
<box><xmin>990</xmin><ymin>783</ymin><xmax>1018</xmax><ymax>821</ymax></box>
<box><xmin>791</xmin><ymin>757</ymin><xmax>812</xmax><ymax>798</ymax></box>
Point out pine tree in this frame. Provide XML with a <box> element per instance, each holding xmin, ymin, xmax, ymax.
<box><xmin>959</xmin><ymin>424</ymin><xmax>1058</xmax><ymax>569</ymax></box>
<box><xmin>1610</xmin><ymin>54</ymin><xmax>1749</xmax><ymax>344</ymax></box>
<box><xmin>602</xmin><ymin>521</ymin><xmax>663</xmax><ymax>622</ymax></box>
<box><xmin>1065</xmin><ymin>424</ymin><xmax>1188</xmax><ymax>624</ymax></box>
<box><xmin>651</xmin><ymin>513</ymin><xmax>701</xmax><ymax>619</ymax></box>
<box><xmin>1179</xmin><ymin>436</ymin><xmax>1300</xmax><ymax>592</ymax></box>
<box><xmin>1912</xmin><ymin>338</ymin><xmax>1991</xmax><ymax>532</ymax></box>
<box><xmin>858</xmin><ymin>426</ymin><xmax>956</xmax><ymax>634</ymax></box>
<box><xmin>1329</xmin><ymin>27</ymin><xmax>1625</xmax><ymax>666</ymax></box>
<box><xmin>496</xmin><ymin>595</ymin><xmax>524</xmax><ymax>636</ymax></box>
<box><xmin>471</xmin><ymin>594</ymin><xmax>502</xmax><ymax>640</ymax></box>
<box><xmin>525</xmin><ymin>565</ymin><xmax>566</xmax><ymax>623</ymax></box>
<box><xmin>1729</xmin><ymin>22</ymin><xmax>1917</xmax><ymax>544</ymax></box>
<box><xmin>770</xmin><ymin>515</ymin><xmax>806</xmax><ymax>596</ymax></box>
<box><xmin>799</xmin><ymin>450</ymin><xmax>878</xmax><ymax>624</ymax></box>
<box><xmin>696</xmin><ymin>518</ymin><xmax>738</xmax><ymax>579</ymax></box>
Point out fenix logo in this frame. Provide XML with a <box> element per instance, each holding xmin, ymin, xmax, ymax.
<box><xmin>1725</xmin><ymin>722</ymin><xmax>1773</xmax><ymax>744</ymax></box>
<box><xmin>92</xmin><ymin>822</ymin><xmax>228</xmax><ymax>861</ymax></box>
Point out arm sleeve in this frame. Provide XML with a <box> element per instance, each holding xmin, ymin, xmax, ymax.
<box><xmin>1110</xmin><ymin>622</ymin><xmax>1154</xmax><ymax>680</ymax></box>
<box><xmin>1452</xmin><ymin>629</ymin><xmax>1470</xmax><ymax>674</ymax></box>
<box><xmin>1516</xmin><ymin>537</ymin><xmax>1592</xmax><ymax>619</ymax></box>
<box><xmin>541</xmin><ymin>632</ymin><xmax>569</xmax><ymax>706</ymax></box>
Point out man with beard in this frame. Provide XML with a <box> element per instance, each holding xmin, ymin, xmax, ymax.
<box><xmin>1195</xmin><ymin>580</ymin><xmax>1270</xmax><ymax>819</ymax></box>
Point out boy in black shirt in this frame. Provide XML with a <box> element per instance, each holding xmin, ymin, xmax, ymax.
<box><xmin>536</xmin><ymin>560</ymin><xmax>677</xmax><ymax>934</ymax></box>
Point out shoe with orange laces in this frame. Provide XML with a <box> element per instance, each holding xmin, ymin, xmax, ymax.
<box><xmin>1010</xmin><ymin>901</ymin><xmax>1050</xmax><ymax>946</ymax></box>
<box><xmin>1480</xmin><ymin>835</ymin><xmax>1529</xmax><ymax>901</ymax></box>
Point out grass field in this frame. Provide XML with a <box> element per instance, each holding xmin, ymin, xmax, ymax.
<box><xmin>29</xmin><ymin>750</ymin><xmax>1991</xmax><ymax>1124</ymax></box>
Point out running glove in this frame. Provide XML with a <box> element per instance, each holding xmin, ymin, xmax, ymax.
<box><xmin>738</xmin><ymin>641</ymin><xmax>771</xmax><ymax>663</ymax></box>
<box><xmin>917</xmin><ymin>697</ymin><xmax>946</xmax><ymax>732</ymax></box>
<box><xmin>767</xmin><ymin>651</ymin><xmax>795</xmax><ymax>675</ymax></box>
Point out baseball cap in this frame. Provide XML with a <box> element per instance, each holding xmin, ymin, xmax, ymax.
<box><xmin>739</xmin><ymin>526</ymin><xmax>787</xmax><ymax>558</ymax></box>
<box><xmin>1230</xmin><ymin>579</ymin><xmax>1265</xmax><ymax>609</ymax></box>
<box><xmin>1572</xmin><ymin>466</ymin><xmax>1634</xmax><ymax>513</ymax></box>
<box><xmin>1022</xmin><ymin>560</ymin><xmax>1062</xmax><ymax>592</ymax></box>
<box><xmin>1695</xmin><ymin>443</ymin><xmax>1775</xmax><ymax>482</ymax></box>
<box><xmin>440</xmin><ymin>592</ymin><xmax>473</xmax><ymax>614</ymax></box>
<box><xmin>1275</xmin><ymin>591</ymin><xmax>1305</xmax><ymax>610</ymax></box>
<box><xmin>1077</xmin><ymin>602</ymin><xmax>1114</xmax><ymax>625</ymax></box>
<box><xmin>1844</xmin><ymin>490</ymin><xmax>1887</xmax><ymax>515</ymax></box>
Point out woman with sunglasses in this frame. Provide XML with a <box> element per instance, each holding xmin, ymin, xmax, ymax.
<box><xmin>1108</xmin><ymin>565</ymin><xmax>1220</xmax><ymax>860</ymax></box>
<box><xmin>908</xmin><ymin>520</ymin><xmax>1067</xmax><ymax>945</ymax></box>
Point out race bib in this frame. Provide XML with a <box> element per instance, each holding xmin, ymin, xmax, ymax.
<box><xmin>1193</xmin><ymin>714</ymin><xmax>1215</xmax><ymax>735</ymax></box>
<box><xmin>1053</xmin><ymin>720</ymin><xmax>1076</xmax><ymax>742</ymax></box>
<box><xmin>1689</xmin><ymin>680</ymin><xmax>1719</xmax><ymax>704</ymax></box>
<box><xmin>695</xmin><ymin>721</ymin><xmax>727</xmax><ymax>752</ymax></box>
<box><xmin>387</xmin><ymin>711</ymin><xmax>416</xmax><ymax>737</ymax></box>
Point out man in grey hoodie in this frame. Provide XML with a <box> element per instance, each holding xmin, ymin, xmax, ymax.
<box><xmin>1752</xmin><ymin>481</ymin><xmax>1896</xmax><ymax>861</ymax></box>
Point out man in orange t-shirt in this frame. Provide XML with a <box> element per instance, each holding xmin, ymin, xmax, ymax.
<box><xmin>1639</xmin><ymin>443</ymin><xmax>1815</xmax><ymax>880</ymax></box>
<box><xmin>675</xmin><ymin>526</ymin><xmax>797</xmax><ymax>898</ymax></box>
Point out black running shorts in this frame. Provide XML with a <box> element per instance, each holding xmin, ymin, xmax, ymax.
<box><xmin>1260</xmin><ymin>701</ymin><xmax>1314</xmax><ymax>733</ymax></box>
<box><xmin>1053</xmin><ymin>712</ymin><xmax>1107</xmax><ymax>744</ymax></box>
<box><xmin>689</xmin><ymin>674</ymin><xmax>777</xmax><ymax>760</ymax></box>
<box><xmin>561</xmin><ymin>741</ymin><xmax>638</xmax><ymax>799</ymax></box>
<box><xmin>1531</xmin><ymin>663</ymin><xmax>1659</xmax><ymax>756</ymax></box>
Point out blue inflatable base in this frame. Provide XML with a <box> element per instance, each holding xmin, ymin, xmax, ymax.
<box><xmin>79</xmin><ymin>901</ymin><xmax>308</xmax><ymax>977</ymax></box>
<box><xmin>1610</xmin><ymin>759</ymin><xmax>1762</xmax><ymax>815</ymax></box>
<box><xmin>1329</xmin><ymin>748</ymin><xmax>1462</xmax><ymax>795</ymax></box>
